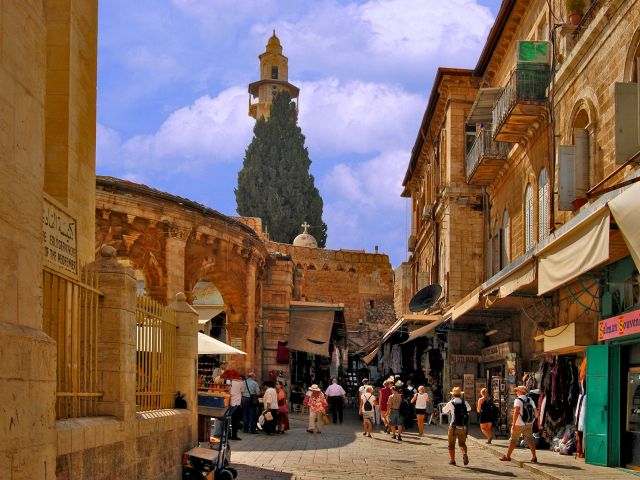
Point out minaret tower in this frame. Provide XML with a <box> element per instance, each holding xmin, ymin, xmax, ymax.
<box><xmin>248</xmin><ymin>31</ymin><xmax>300</xmax><ymax>120</ymax></box>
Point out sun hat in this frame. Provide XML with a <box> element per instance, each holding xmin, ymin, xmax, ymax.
<box><xmin>395</xmin><ymin>380</ymin><xmax>404</xmax><ymax>388</ymax></box>
<box><xmin>310</xmin><ymin>384</ymin><xmax>321</xmax><ymax>392</ymax></box>
<box><xmin>450</xmin><ymin>386</ymin><xmax>464</xmax><ymax>397</ymax></box>
<box><xmin>362</xmin><ymin>378</ymin><xmax>369</xmax><ymax>384</ymax></box>
<box><xmin>384</xmin><ymin>378</ymin><xmax>394</xmax><ymax>385</ymax></box>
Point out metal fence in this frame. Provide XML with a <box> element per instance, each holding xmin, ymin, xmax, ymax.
<box><xmin>492</xmin><ymin>66</ymin><xmax>550</xmax><ymax>135</ymax></box>
<box><xmin>465</xmin><ymin>127</ymin><xmax>511</xmax><ymax>182</ymax></box>
<box><xmin>43</xmin><ymin>266</ymin><xmax>103</xmax><ymax>419</ymax></box>
<box><xmin>136</xmin><ymin>295</ymin><xmax>177</xmax><ymax>411</ymax></box>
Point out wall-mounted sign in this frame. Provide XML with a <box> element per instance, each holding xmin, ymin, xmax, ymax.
<box><xmin>599</xmin><ymin>309</ymin><xmax>640</xmax><ymax>341</ymax></box>
<box><xmin>230</xmin><ymin>336</ymin><xmax>243</xmax><ymax>351</ymax></box>
<box><xmin>481</xmin><ymin>341</ymin><xmax>520</xmax><ymax>364</ymax></box>
<box><xmin>43</xmin><ymin>198</ymin><xmax>78</xmax><ymax>278</ymax></box>
<box><xmin>450</xmin><ymin>355</ymin><xmax>480</xmax><ymax>364</ymax></box>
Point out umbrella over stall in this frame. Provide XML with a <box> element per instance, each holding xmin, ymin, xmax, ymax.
<box><xmin>198</xmin><ymin>333</ymin><xmax>246</xmax><ymax>355</ymax></box>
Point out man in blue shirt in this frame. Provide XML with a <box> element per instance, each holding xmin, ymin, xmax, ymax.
<box><xmin>242</xmin><ymin>372</ymin><xmax>261</xmax><ymax>434</ymax></box>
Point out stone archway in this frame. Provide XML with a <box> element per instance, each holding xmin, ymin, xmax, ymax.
<box><xmin>95</xmin><ymin>177</ymin><xmax>268</xmax><ymax>369</ymax></box>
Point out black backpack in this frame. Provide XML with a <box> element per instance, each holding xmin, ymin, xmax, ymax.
<box><xmin>363</xmin><ymin>394</ymin><xmax>373</xmax><ymax>412</ymax></box>
<box><xmin>399</xmin><ymin>398</ymin><xmax>410</xmax><ymax>417</ymax></box>
<box><xmin>520</xmin><ymin>397</ymin><xmax>536</xmax><ymax>424</ymax></box>
<box><xmin>452</xmin><ymin>400</ymin><xmax>469</xmax><ymax>428</ymax></box>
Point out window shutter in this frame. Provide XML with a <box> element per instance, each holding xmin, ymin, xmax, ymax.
<box><xmin>558</xmin><ymin>145</ymin><xmax>576</xmax><ymax>211</ymax></box>
<box><xmin>492</xmin><ymin>232</ymin><xmax>500</xmax><ymax>274</ymax></box>
<box><xmin>525</xmin><ymin>186</ymin><xmax>533</xmax><ymax>250</ymax></box>
<box><xmin>615</xmin><ymin>82</ymin><xmax>640</xmax><ymax>164</ymax></box>
<box><xmin>574</xmin><ymin>128</ymin><xmax>590</xmax><ymax>197</ymax></box>
<box><xmin>538</xmin><ymin>169</ymin><xmax>549</xmax><ymax>240</ymax></box>
<box><xmin>502</xmin><ymin>212</ymin><xmax>510</xmax><ymax>264</ymax></box>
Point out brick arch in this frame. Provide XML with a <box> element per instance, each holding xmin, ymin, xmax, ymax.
<box><xmin>624</xmin><ymin>27</ymin><xmax>640</xmax><ymax>82</ymax></box>
<box><xmin>565</xmin><ymin>92</ymin><xmax>599</xmax><ymax>142</ymax></box>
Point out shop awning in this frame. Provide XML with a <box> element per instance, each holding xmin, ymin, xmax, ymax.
<box><xmin>288</xmin><ymin>306</ymin><xmax>335</xmax><ymax>357</ymax></box>
<box><xmin>194</xmin><ymin>307</ymin><xmax>224</xmax><ymax>322</ymax></box>
<box><xmin>402</xmin><ymin>318</ymin><xmax>447</xmax><ymax>343</ymax></box>
<box><xmin>452</xmin><ymin>288</ymin><xmax>481</xmax><ymax>321</ymax></box>
<box><xmin>467</xmin><ymin>88</ymin><xmax>503</xmax><ymax>124</ymax></box>
<box><xmin>363</xmin><ymin>347</ymin><xmax>380</xmax><ymax>365</ymax></box>
<box><xmin>608</xmin><ymin>182</ymin><xmax>640</xmax><ymax>271</ymax></box>
<box><xmin>493</xmin><ymin>259</ymin><xmax>536</xmax><ymax>298</ymax></box>
<box><xmin>537</xmin><ymin>206</ymin><xmax>610</xmax><ymax>295</ymax></box>
<box><xmin>198</xmin><ymin>333</ymin><xmax>246</xmax><ymax>355</ymax></box>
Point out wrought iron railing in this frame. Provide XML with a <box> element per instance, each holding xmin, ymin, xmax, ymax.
<box><xmin>43</xmin><ymin>265</ymin><xmax>103</xmax><ymax>419</ymax></box>
<box><xmin>465</xmin><ymin>127</ymin><xmax>511</xmax><ymax>182</ymax></box>
<box><xmin>136</xmin><ymin>295</ymin><xmax>177</xmax><ymax>411</ymax></box>
<box><xmin>572</xmin><ymin>1</ymin><xmax>600</xmax><ymax>41</ymax></box>
<box><xmin>492</xmin><ymin>66</ymin><xmax>550</xmax><ymax>137</ymax></box>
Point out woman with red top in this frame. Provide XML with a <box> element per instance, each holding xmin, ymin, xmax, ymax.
<box><xmin>275</xmin><ymin>381</ymin><xmax>290</xmax><ymax>433</ymax></box>
<box><xmin>378</xmin><ymin>378</ymin><xmax>393</xmax><ymax>434</ymax></box>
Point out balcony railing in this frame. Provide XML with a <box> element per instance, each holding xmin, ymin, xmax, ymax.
<box><xmin>465</xmin><ymin>127</ymin><xmax>511</xmax><ymax>184</ymax></box>
<box><xmin>572</xmin><ymin>1</ymin><xmax>600</xmax><ymax>42</ymax></box>
<box><xmin>492</xmin><ymin>66</ymin><xmax>550</xmax><ymax>142</ymax></box>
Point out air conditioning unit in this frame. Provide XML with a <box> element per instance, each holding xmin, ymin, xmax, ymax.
<box><xmin>408</xmin><ymin>235</ymin><xmax>417</xmax><ymax>252</ymax></box>
<box><xmin>517</xmin><ymin>41</ymin><xmax>551</xmax><ymax>65</ymax></box>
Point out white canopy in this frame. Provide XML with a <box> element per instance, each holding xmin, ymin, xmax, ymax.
<box><xmin>198</xmin><ymin>333</ymin><xmax>246</xmax><ymax>355</ymax></box>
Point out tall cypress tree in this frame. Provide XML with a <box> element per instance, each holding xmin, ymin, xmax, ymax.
<box><xmin>236</xmin><ymin>91</ymin><xmax>327</xmax><ymax>246</ymax></box>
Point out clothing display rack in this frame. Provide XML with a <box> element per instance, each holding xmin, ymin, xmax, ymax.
<box><xmin>491</xmin><ymin>376</ymin><xmax>509</xmax><ymax>437</ymax></box>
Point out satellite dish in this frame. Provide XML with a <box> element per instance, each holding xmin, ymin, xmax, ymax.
<box><xmin>408</xmin><ymin>284</ymin><xmax>442</xmax><ymax>313</ymax></box>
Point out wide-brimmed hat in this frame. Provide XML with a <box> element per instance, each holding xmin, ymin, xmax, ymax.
<box><xmin>310</xmin><ymin>384</ymin><xmax>321</xmax><ymax>392</ymax></box>
<box><xmin>451</xmin><ymin>386</ymin><xmax>464</xmax><ymax>396</ymax></box>
<box><xmin>384</xmin><ymin>378</ymin><xmax>394</xmax><ymax>385</ymax></box>
<box><xmin>395</xmin><ymin>380</ymin><xmax>404</xmax><ymax>388</ymax></box>
<box><xmin>362</xmin><ymin>378</ymin><xmax>369</xmax><ymax>384</ymax></box>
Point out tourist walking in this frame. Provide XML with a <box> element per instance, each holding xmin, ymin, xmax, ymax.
<box><xmin>500</xmin><ymin>385</ymin><xmax>538</xmax><ymax>463</ymax></box>
<box><xmin>411</xmin><ymin>385</ymin><xmax>430</xmax><ymax>436</ymax></box>
<box><xmin>477</xmin><ymin>388</ymin><xmax>495</xmax><ymax>443</ymax></box>
<box><xmin>262</xmin><ymin>380</ymin><xmax>279</xmax><ymax>435</ymax></box>
<box><xmin>229</xmin><ymin>373</ymin><xmax>245</xmax><ymax>440</ymax></box>
<box><xmin>325</xmin><ymin>378</ymin><xmax>346</xmax><ymax>424</ymax></box>
<box><xmin>242</xmin><ymin>372</ymin><xmax>260</xmax><ymax>434</ymax></box>
<box><xmin>378</xmin><ymin>378</ymin><xmax>393</xmax><ymax>433</ymax></box>
<box><xmin>275</xmin><ymin>380</ymin><xmax>290</xmax><ymax>434</ymax></box>
<box><xmin>442</xmin><ymin>386</ymin><xmax>471</xmax><ymax>466</ymax></box>
<box><xmin>305</xmin><ymin>384</ymin><xmax>328</xmax><ymax>433</ymax></box>
<box><xmin>386</xmin><ymin>384</ymin><xmax>405</xmax><ymax>441</ymax></box>
<box><xmin>359</xmin><ymin>385</ymin><xmax>377</xmax><ymax>437</ymax></box>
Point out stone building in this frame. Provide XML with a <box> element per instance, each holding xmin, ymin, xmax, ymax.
<box><xmin>400</xmin><ymin>0</ymin><xmax>640</xmax><ymax>467</ymax></box>
<box><xmin>95</xmin><ymin>177</ymin><xmax>396</xmax><ymax>385</ymax></box>
<box><xmin>1</xmin><ymin>1</ymin><xmax>198</xmax><ymax>478</ymax></box>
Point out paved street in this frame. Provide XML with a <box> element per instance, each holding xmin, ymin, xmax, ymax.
<box><xmin>229</xmin><ymin>412</ymin><xmax>536</xmax><ymax>479</ymax></box>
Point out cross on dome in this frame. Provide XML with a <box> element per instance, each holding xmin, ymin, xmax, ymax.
<box><xmin>301</xmin><ymin>221</ymin><xmax>310</xmax><ymax>233</ymax></box>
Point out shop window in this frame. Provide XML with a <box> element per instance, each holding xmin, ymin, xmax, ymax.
<box><xmin>524</xmin><ymin>184</ymin><xmax>534</xmax><ymax>251</ymax></box>
<box><xmin>538</xmin><ymin>168</ymin><xmax>549</xmax><ymax>240</ymax></box>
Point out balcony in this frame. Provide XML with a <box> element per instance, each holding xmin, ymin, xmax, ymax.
<box><xmin>465</xmin><ymin>127</ymin><xmax>511</xmax><ymax>185</ymax></box>
<box><xmin>492</xmin><ymin>65</ymin><xmax>550</xmax><ymax>143</ymax></box>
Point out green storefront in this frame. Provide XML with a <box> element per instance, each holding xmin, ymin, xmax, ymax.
<box><xmin>586</xmin><ymin>256</ymin><xmax>640</xmax><ymax>469</ymax></box>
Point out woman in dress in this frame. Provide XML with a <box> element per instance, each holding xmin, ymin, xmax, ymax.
<box><xmin>477</xmin><ymin>387</ymin><xmax>494</xmax><ymax>443</ymax></box>
<box><xmin>275</xmin><ymin>380</ymin><xmax>290</xmax><ymax>434</ymax></box>
<box><xmin>411</xmin><ymin>385</ymin><xmax>430</xmax><ymax>436</ymax></box>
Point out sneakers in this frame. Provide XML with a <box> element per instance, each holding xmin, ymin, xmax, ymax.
<box><xmin>392</xmin><ymin>434</ymin><xmax>397</xmax><ymax>440</ymax></box>
<box><xmin>367</xmin><ymin>433</ymin><xmax>372</xmax><ymax>438</ymax></box>
<box><xmin>463</xmin><ymin>454</ymin><xmax>469</xmax><ymax>466</ymax></box>
<box><xmin>397</xmin><ymin>435</ymin><xmax>403</xmax><ymax>442</ymax></box>
<box><xmin>306</xmin><ymin>429</ymin><xmax>314</xmax><ymax>434</ymax></box>
<box><xmin>362</xmin><ymin>432</ymin><xmax>367</xmax><ymax>436</ymax></box>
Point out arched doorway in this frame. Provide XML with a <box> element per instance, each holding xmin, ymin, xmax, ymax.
<box><xmin>192</xmin><ymin>280</ymin><xmax>227</xmax><ymax>342</ymax></box>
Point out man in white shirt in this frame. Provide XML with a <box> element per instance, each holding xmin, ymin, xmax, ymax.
<box><xmin>261</xmin><ymin>381</ymin><xmax>279</xmax><ymax>435</ymax></box>
<box><xmin>442</xmin><ymin>386</ymin><xmax>472</xmax><ymax>466</ymax></box>
<box><xmin>325</xmin><ymin>378</ymin><xmax>347</xmax><ymax>424</ymax></box>
<box><xmin>500</xmin><ymin>385</ymin><xmax>538</xmax><ymax>463</ymax></box>
<box><xmin>229</xmin><ymin>376</ymin><xmax>245</xmax><ymax>440</ymax></box>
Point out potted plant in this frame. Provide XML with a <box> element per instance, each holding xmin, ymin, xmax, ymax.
<box><xmin>566</xmin><ymin>0</ymin><xmax>587</xmax><ymax>25</ymax></box>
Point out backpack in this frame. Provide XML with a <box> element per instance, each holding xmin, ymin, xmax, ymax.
<box><xmin>363</xmin><ymin>394</ymin><xmax>373</xmax><ymax>412</ymax></box>
<box><xmin>452</xmin><ymin>400</ymin><xmax>469</xmax><ymax>428</ymax></box>
<box><xmin>520</xmin><ymin>397</ymin><xmax>536</xmax><ymax>424</ymax></box>
<box><xmin>399</xmin><ymin>398</ymin><xmax>410</xmax><ymax>417</ymax></box>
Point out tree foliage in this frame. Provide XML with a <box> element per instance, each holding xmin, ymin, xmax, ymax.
<box><xmin>236</xmin><ymin>91</ymin><xmax>327</xmax><ymax>246</ymax></box>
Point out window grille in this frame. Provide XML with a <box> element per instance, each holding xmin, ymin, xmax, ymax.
<box><xmin>43</xmin><ymin>266</ymin><xmax>103</xmax><ymax>419</ymax></box>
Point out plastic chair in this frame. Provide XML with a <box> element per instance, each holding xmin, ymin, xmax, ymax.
<box><xmin>437</xmin><ymin>403</ymin><xmax>449</xmax><ymax>425</ymax></box>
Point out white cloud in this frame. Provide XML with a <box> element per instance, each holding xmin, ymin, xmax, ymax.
<box><xmin>125</xmin><ymin>46</ymin><xmax>178</xmax><ymax>72</ymax></box>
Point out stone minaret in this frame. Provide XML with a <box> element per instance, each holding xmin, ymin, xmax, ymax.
<box><xmin>248</xmin><ymin>31</ymin><xmax>299</xmax><ymax>119</ymax></box>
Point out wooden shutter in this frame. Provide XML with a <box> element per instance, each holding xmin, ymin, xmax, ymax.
<box><xmin>538</xmin><ymin>169</ymin><xmax>549</xmax><ymax>240</ymax></box>
<box><xmin>615</xmin><ymin>82</ymin><xmax>640</xmax><ymax>164</ymax></box>
<box><xmin>585</xmin><ymin>345</ymin><xmax>611</xmax><ymax>466</ymax></box>
<box><xmin>502</xmin><ymin>212</ymin><xmax>510</xmax><ymax>265</ymax></box>
<box><xmin>574</xmin><ymin>128</ymin><xmax>590</xmax><ymax>198</ymax></box>
<box><xmin>492</xmin><ymin>232</ymin><xmax>500</xmax><ymax>275</ymax></box>
<box><xmin>558</xmin><ymin>145</ymin><xmax>576</xmax><ymax>211</ymax></box>
<box><xmin>525</xmin><ymin>185</ymin><xmax>534</xmax><ymax>250</ymax></box>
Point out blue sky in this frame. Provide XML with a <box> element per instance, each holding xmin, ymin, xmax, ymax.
<box><xmin>97</xmin><ymin>0</ymin><xmax>502</xmax><ymax>267</ymax></box>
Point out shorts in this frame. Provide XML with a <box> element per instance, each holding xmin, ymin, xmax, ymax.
<box><xmin>509</xmin><ymin>422</ymin><xmax>535</xmax><ymax>448</ymax></box>
<box><xmin>447</xmin><ymin>426</ymin><xmax>467</xmax><ymax>450</ymax></box>
<box><xmin>415</xmin><ymin>408</ymin><xmax>426</xmax><ymax>415</ymax></box>
<box><xmin>362</xmin><ymin>410</ymin><xmax>374</xmax><ymax>421</ymax></box>
<box><xmin>388</xmin><ymin>409</ymin><xmax>404</xmax><ymax>427</ymax></box>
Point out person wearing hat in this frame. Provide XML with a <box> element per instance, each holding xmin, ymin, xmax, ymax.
<box><xmin>306</xmin><ymin>384</ymin><xmax>328</xmax><ymax>433</ymax></box>
<box><xmin>378</xmin><ymin>378</ymin><xmax>394</xmax><ymax>433</ymax></box>
<box><xmin>500</xmin><ymin>385</ymin><xmax>538</xmax><ymax>463</ymax></box>
<box><xmin>442</xmin><ymin>386</ymin><xmax>471</xmax><ymax>465</ymax></box>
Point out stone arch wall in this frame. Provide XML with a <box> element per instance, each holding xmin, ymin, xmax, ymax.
<box><xmin>95</xmin><ymin>177</ymin><xmax>269</xmax><ymax>369</ymax></box>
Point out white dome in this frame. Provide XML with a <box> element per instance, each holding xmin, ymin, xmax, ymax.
<box><xmin>292</xmin><ymin>222</ymin><xmax>317</xmax><ymax>248</ymax></box>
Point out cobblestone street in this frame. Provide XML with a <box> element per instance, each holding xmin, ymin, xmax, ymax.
<box><xmin>229</xmin><ymin>412</ymin><xmax>536</xmax><ymax>479</ymax></box>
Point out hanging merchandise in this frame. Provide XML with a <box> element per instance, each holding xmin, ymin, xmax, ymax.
<box><xmin>390</xmin><ymin>344</ymin><xmax>403</xmax><ymax>374</ymax></box>
<box><xmin>277</xmin><ymin>341</ymin><xmax>289</xmax><ymax>364</ymax></box>
<box><xmin>330</xmin><ymin>347</ymin><xmax>339</xmax><ymax>379</ymax></box>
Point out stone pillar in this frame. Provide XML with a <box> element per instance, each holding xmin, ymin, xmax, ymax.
<box><xmin>90</xmin><ymin>245</ymin><xmax>137</xmax><ymax>421</ymax></box>
<box><xmin>165</xmin><ymin>226</ymin><xmax>187</xmax><ymax>303</ymax></box>
<box><xmin>169</xmin><ymin>292</ymin><xmax>199</xmax><ymax>446</ymax></box>
<box><xmin>244</xmin><ymin>260</ymin><xmax>257</xmax><ymax>371</ymax></box>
